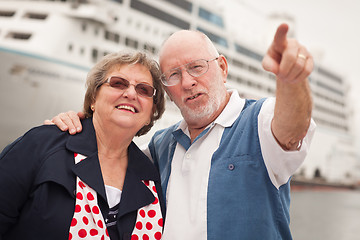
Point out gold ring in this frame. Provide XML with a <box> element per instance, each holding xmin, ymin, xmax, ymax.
<box><xmin>298</xmin><ymin>54</ymin><xmax>307</xmax><ymax>60</ymax></box>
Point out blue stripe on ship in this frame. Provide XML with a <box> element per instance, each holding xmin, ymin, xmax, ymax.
<box><xmin>0</xmin><ymin>46</ymin><xmax>90</xmax><ymax>72</ymax></box>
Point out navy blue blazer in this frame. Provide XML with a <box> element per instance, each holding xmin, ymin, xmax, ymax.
<box><xmin>0</xmin><ymin>118</ymin><xmax>165</xmax><ymax>240</ymax></box>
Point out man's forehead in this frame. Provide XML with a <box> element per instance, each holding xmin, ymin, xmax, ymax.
<box><xmin>160</xmin><ymin>44</ymin><xmax>209</xmax><ymax>71</ymax></box>
<box><xmin>160</xmin><ymin>55</ymin><xmax>203</xmax><ymax>72</ymax></box>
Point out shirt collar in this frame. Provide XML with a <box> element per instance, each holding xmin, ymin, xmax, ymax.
<box><xmin>172</xmin><ymin>90</ymin><xmax>245</xmax><ymax>147</ymax></box>
<box><xmin>176</xmin><ymin>89</ymin><xmax>245</xmax><ymax>132</ymax></box>
<box><xmin>214</xmin><ymin>89</ymin><xmax>245</xmax><ymax>127</ymax></box>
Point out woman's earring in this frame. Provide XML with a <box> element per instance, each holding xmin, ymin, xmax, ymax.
<box><xmin>91</xmin><ymin>105</ymin><xmax>95</xmax><ymax>111</ymax></box>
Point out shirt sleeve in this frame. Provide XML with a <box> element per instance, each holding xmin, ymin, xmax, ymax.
<box><xmin>258</xmin><ymin>97</ymin><xmax>316</xmax><ymax>189</ymax></box>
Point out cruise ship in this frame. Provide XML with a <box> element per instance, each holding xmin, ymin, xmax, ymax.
<box><xmin>0</xmin><ymin>0</ymin><xmax>358</xmax><ymax>186</ymax></box>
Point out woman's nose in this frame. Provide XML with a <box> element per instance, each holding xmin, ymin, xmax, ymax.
<box><xmin>122</xmin><ymin>84</ymin><xmax>137</xmax><ymax>99</ymax></box>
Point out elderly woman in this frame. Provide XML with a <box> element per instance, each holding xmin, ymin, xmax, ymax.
<box><xmin>0</xmin><ymin>51</ymin><xmax>166</xmax><ymax>240</ymax></box>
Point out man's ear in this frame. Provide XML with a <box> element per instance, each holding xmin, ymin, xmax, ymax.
<box><xmin>218</xmin><ymin>55</ymin><xmax>228</xmax><ymax>83</ymax></box>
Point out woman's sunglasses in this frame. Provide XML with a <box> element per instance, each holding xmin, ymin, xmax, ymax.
<box><xmin>105</xmin><ymin>76</ymin><xmax>156</xmax><ymax>98</ymax></box>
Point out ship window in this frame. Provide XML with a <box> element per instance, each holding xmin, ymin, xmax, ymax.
<box><xmin>105</xmin><ymin>30</ymin><xmax>120</xmax><ymax>43</ymax></box>
<box><xmin>197</xmin><ymin>27</ymin><xmax>228</xmax><ymax>48</ymax></box>
<box><xmin>314</xmin><ymin>104</ymin><xmax>347</xmax><ymax>119</ymax></box>
<box><xmin>318</xmin><ymin>67</ymin><xmax>342</xmax><ymax>84</ymax></box>
<box><xmin>256</xmin><ymin>83</ymin><xmax>262</xmax><ymax>90</ymax></box>
<box><xmin>7</xmin><ymin>32</ymin><xmax>32</xmax><ymax>40</ymax></box>
<box><xmin>24</xmin><ymin>12</ymin><xmax>48</xmax><ymax>20</ymax></box>
<box><xmin>232</xmin><ymin>59</ymin><xmax>245</xmax><ymax>69</ymax></box>
<box><xmin>198</xmin><ymin>7</ymin><xmax>224</xmax><ymax>28</ymax></box>
<box><xmin>0</xmin><ymin>10</ymin><xmax>15</xmax><ymax>17</ymax></box>
<box><xmin>267</xmin><ymin>87</ymin><xmax>274</xmax><ymax>94</ymax></box>
<box><xmin>92</xmin><ymin>48</ymin><xmax>98</xmax><ymax>62</ymax></box>
<box><xmin>246</xmin><ymin>80</ymin><xmax>253</xmax><ymax>87</ymax></box>
<box><xmin>234</xmin><ymin>43</ymin><xmax>263</xmax><ymax>61</ymax></box>
<box><xmin>313</xmin><ymin>91</ymin><xmax>344</xmax><ymax>107</ymax></box>
<box><xmin>82</xmin><ymin>23</ymin><xmax>87</xmax><ymax>32</ymax></box>
<box><xmin>164</xmin><ymin>0</ymin><xmax>192</xmax><ymax>12</ymax></box>
<box><xmin>236</xmin><ymin>77</ymin><xmax>244</xmax><ymax>84</ymax></box>
<box><xmin>268</xmin><ymin>73</ymin><xmax>276</xmax><ymax>81</ymax></box>
<box><xmin>125</xmin><ymin>37</ymin><xmax>138</xmax><ymax>49</ymax></box>
<box><xmin>248</xmin><ymin>65</ymin><xmax>260</xmax><ymax>74</ymax></box>
<box><xmin>316</xmin><ymin>81</ymin><xmax>344</xmax><ymax>96</ymax></box>
<box><xmin>144</xmin><ymin>43</ymin><xmax>156</xmax><ymax>54</ymax></box>
<box><xmin>130</xmin><ymin>0</ymin><xmax>190</xmax><ymax>29</ymax></box>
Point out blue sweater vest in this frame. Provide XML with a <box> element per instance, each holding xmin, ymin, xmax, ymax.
<box><xmin>149</xmin><ymin>98</ymin><xmax>292</xmax><ymax>239</ymax></box>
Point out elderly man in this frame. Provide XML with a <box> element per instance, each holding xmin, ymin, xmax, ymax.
<box><xmin>49</xmin><ymin>23</ymin><xmax>315</xmax><ymax>240</ymax></box>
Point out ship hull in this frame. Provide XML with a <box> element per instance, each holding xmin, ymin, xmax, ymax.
<box><xmin>0</xmin><ymin>47</ymin><xmax>88</xmax><ymax>148</ymax></box>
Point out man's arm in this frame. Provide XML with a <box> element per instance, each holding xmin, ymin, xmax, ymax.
<box><xmin>262</xmin><ymin>23</ymin><xmax>313</xmax><ymax>151</ymax></box>
<box><xmin>44</xmin><ymin>111</ymin><xmax>84</xmax><ymax>134</ymax></box>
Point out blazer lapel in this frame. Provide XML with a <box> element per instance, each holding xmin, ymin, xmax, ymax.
<box><xmin>118</xmin><ymin>142</ymin><xmax>160</xmax><ymax>218</ymax></box>
<box><xmin>118</xmin><ymin>171</ymin><xmax>155</xmax><ymax>218</ymax></box>
<box><xmin>71</xmin><ymin>153</ymin><xmax>107</xmax><ymax>201</ymax></box>
<box><xmin>66</xmin><ymin>118</ymin><xmax>107</xmax><ymax>201</ymax></box>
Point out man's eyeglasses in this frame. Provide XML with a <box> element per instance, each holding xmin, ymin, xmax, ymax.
<box><xmin>105</xmin><ymin>76</ymin><xmax>156</xmax><ymax>98</ymax></box>
<box><xmin>160</xmin><ymin>57</ymin><xmax>219</xmax><ymax>86</ymax></box>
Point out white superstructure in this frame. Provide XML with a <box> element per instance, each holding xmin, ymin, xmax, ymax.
<box><xmin>0</xmin><ymin>0</ymin><xmax>358</xmax><ymax>185</ymax></box>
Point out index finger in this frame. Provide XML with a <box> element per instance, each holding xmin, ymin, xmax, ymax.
<box><xmin>273</xmin><ymin>23</ymin><xmax>289</xmax><ymax>53</ymax></box>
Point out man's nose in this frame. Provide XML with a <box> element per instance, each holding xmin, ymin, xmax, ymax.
<box><xmin>181</xmin><ymin>70</ymin><xmax>197</xmax><ymax>89</ymax></box>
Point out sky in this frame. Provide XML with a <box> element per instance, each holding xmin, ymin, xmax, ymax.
<box><xmin>216</xmin><ymin>0</ymin><xmax>360</xmax><ymax>144</ymax></box>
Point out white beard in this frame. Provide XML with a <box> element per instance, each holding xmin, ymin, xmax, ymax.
<box><xmin>179</xmin><ymin>89</ymin><xmax>226</xmax><ymax>126</ymax></box>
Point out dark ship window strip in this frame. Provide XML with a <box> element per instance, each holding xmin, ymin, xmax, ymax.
<box><xmin>24</xmin><ymin>12</ymin><xmax>48</xmax><ymax>20</ymax></box>
<box><xmin>318</xmin><ymin>67</ymin><xmax>342</xmax><ymax>84</ymax></box>
<box><xmin>165</xmin><ymin>0</ymin><xmax>192</xmax><ymax>12</ymax></box>
<box><xmin>198</xmin><ymin>7</ymin><xmax>224</xmax><ymax>28</ymax></box>
<box><xmin>234</xmin><ymin>43</ymin><xmax>263</xmax><ymax>61</ymax></box>
<box><xmin>130</xmin><ymin>0</ymin><xmax>190</xmax><ymax>29</ymax></box>
<box><xmin>7</xmin><ymin>32</ymin><xmax>32</xmax><ymax>40</ymax></box>
<box><xmin>197</xmin><ymin>27</ymin><xmax>228</xmax><ymax>48</ymax></box>
<box><xmin>316</xmin><ymin>81</ymin><xmax>344</xmax><ymax>96</ymax></box>
<box><xmin>0</xmin><ymin>10</ymin><xmax>15</xmax><ymax>17</ymax></box>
